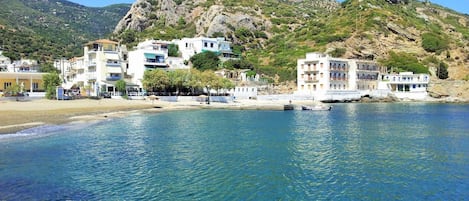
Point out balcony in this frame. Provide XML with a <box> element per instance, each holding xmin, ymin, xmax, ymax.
<box><xmin>330</xmin><ymin>67</ymin><xmax>348</xmax><ymax>72</ymax></box>
<box><xmin>106</xmin><ymin>60</ymin><xmax>121</xmax><ymax>67</ymax></box>
<box><xmin>106</xmin><ymin>75</ymin><xmax>122</xmax><ymax>81</ymax></box>
<box><xmin>304</xmin><ymin>68</ymin><xmax>319</xmax><ymax>74</ymax></box>
<box><xmin>305</xmin><ymin>78</ymin><xmax>319</xmax><ymax>83</ymax></box>
<box><xmin>330</xmin><ymin>77</ymin><xmax>348</xmax><ymax>82</ymax></box>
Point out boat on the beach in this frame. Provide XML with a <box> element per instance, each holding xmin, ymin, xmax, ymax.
<box><xmin>301</xmin><ymin>105</ymin><xmax>332</xmax><ymax>111</ymax></box>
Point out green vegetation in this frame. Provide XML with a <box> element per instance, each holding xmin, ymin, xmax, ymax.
<box><xmin>115</xmin><ymin>80</ymin><xmax>127</xmax><ymax>95</ymax></box>
<box><xmin>421</xmin><ymin>32</ymin><xmax>449</xmax><ymax>53</ymax></box>
<box><xmin>0</xmin><ymin>0</ymin><xmax>130</xmax><ymax>63</ymax></box>
<box><xmin>436</xmin><ymin>62</ymin><xmax>449</xmax><ymax>80</ymax></box>
<box><xmin>379</xmin><ymin>51</ymin><xmax>428</xmax><ymax>74</ymax></box>
<box><xmin>190</xmin><ymin>52</ymin><xmax>220</xmax><ymax>71</ymax></box>
<box><xmin>329</xmin><ymin>48</ymin><xmax>347</xmax><ymax>58</ymax></box>
<box><xmin>168</xmin><ymin>44</ymin><xmax>179</xmax><ymax>57</ymax></box>
<box><xmin>43</xmin><ymin>72</ymin><xmax>62</xmax><ymax>99</ymax></box>
<box><xmin>142</xmin><ymin>69</ymin><xmax>234</xmax><ymax>95</ymax></box>
<box><xmin>222</xmin><ymin>60</ymin><xmax>254</xmax><ymax>70</ymax></box>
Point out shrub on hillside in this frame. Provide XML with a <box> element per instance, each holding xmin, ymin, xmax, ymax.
<box><xmin>329</xmin><ymin>48</ymin><xmax>347</xmax><ymax>58</ymax></box>
<box><xmin>379</xmin><ymin>51</ymin><xmax>428</xmax><ymax>74</ymax></box>
<box><xmin>421</xmin><ymin>32</ymin><xmax>448</xmax><ymax>53</ymax></box>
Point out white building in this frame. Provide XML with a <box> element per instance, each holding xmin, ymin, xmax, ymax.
<box><xmin>79</xmin><ymin>39</ymin><xmax>126</xmax><ymax>96</ymax></box>
<box><xmin>378</xmin><ymin>72</ymin><xmax>430</xmax><ymax>100</ymax></box>
<box><xmin>174</xmin><ymin>37</ymin><xmax>236</xmax><ymax>61</ymax></box>
<box><xmin>296</xmin><ymin>53</ymin><xmax>386</xmax><ymax>101</ymax></box>
<box><xmin>127</xmin><ymin>39</ymin><xmax>191</xmax><ymax>91</ymax></box>
<box><xmin>0</xmin><ymin>49</ymin><xmax>11</xmax><ymax>72</ymax></box>
<box><xmin>297</xmin><ymin>52</ymin><xmax>430</xmax><ymax>101</ymax></box>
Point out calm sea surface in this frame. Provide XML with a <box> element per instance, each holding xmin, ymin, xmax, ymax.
<box><xmin>1</xmin><ymin>103</ymin><xmax>468</xmax><ymax>200</ymax></box>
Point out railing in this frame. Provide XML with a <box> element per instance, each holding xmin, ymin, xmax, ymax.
<box><xmin>106</xmin><ymin>61</ymin><xmax>121</xmax><ymax>67</ymax></box>
<box><xmin>330</xmin><ymin>77</ymin><xmax>348</xmax><ymax>81</ymax></box>
<box><xmin>106</xmin><ymin>76</ymin><xmax>122</xmax><ymax>81</ymax></box>
<box><xmin>305</xmin><ymin>79</ymin><xmax>319</xmax><ymax>83</ymax></box>
<box><xmin>304</xmin><ymin>68</ymin><xmax>319</xmax><ymax>73</ymax></box>
<box><xmin>330</xmin><ymin>67</ymin><xmax>348</xmax><ymax>71</ymax></box>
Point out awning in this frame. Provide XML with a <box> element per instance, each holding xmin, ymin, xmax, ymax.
<box><xmin>144</xmin><ymin>53</ymin><xmax>156</xmax><ymax>59</ymax></box>
<box><xmin>105</xmin><ymin>53</ymin><xmax>119</xmax><ymax>60</ymax></box>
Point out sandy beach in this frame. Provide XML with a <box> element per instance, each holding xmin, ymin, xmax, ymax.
<box><xmin>0</xmin><ymin>97</ymin><xmax>298</xmax><ymax>134</ymax></box>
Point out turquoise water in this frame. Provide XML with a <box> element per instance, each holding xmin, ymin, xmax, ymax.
<box><xmin>1</xmin><ymin>103</ymin><xmax>468</xmax><ymax>200</ymax></box>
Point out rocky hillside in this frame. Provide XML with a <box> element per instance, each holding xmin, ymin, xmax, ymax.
<box><xmin>0</xmin><ymin>0</ymin><xmax>131</xmax><ymax>62</ymax></box>
<box><xmin>113</xmin><ymin>0</ymin><xmax>469</xmax><ymax>99</ymax></box>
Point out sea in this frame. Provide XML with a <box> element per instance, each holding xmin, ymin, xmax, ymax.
<box><xmin>0</xmin><ymin>103</ymin><xmax>468</xmax><ymax>200</ymax></box>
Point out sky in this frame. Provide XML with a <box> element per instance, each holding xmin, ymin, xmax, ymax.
<box><xmin>69</xmin><ymin>0</ymin><xmax>468</xmax><ymax>14</ymax></box>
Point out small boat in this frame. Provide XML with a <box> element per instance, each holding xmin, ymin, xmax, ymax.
<box><xmin>302</xmin><ymin>105</ymin><xmax>332</xmax><ymax>111</ymax></box>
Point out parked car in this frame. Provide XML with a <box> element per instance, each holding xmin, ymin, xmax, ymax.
<box><xmin>100</xmin><ymin>92</ymin><xmax>111</xmax><ymax>98</ymax></box>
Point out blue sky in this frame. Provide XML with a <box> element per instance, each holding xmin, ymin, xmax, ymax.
<box><xmin>69</xmin><ymin>0</ymin><xmax>467</xmax><ymax>14</ymax></box>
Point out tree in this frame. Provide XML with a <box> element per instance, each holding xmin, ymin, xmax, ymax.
<box><xmin>190</xmin><ymin>51</ymin><xmax>220</xmax><ymax>71</ymax></box>
<box><xmin>437</xmin><ymin>62</ymin><xmax>449</xmax><ymax>79</ymax></box>
<box><xmin>43</xmin><ymin>72</ymin><xmax>62</xmax><ymax>99</ymax></box>
<box><xmin>115</xmin><ymin>79</ymin><xmax>127</xmax><ymax>95</ymax></box>
<box><xmin>168</xmin><ymin>43</ymin><xmax>179</xmax><ymax>57</ymax></box>
<box><xmin>142</xmin><ymin>69</ymin><xmax>169</xmax><ymax>92</ymax></box>
<box><xmin>4</xmin><ymin>84</ymin><xmax>21</xmax><ymax>101</ymax></box>
<box><xmin>168</xmin><ymin>70</ymin><xmax>189</xmax><ymax>95</ymax></box>
<box><xmin>40</xmin><ymin>63</ymin><xmax>59</xmax><ymax>73</ymax></box>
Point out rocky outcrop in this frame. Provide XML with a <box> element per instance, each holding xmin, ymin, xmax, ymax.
<box><xmin>386</xmin><ymin>22</ymin><xmax>418</xmax><ymax>41</ymax></box>
<box><xmin>428</xmin><ymin>79</ymin><xmax>469</xmax><ymax>102</ymax></box>
<box><xmin>114</xmin><ymin>0</ymin><xmax>338</xmax><ymax>38</ymax></box>
<box><xmin>114</xmin><ymin>0</ymin><xmax>152</xmax><ymax>33</ymax></box>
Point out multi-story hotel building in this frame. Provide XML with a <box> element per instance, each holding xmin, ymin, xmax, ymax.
<box><xmin>297</xmin><ymin>53</ymin><xmax>387</xmax><ymax>101</ymax></box>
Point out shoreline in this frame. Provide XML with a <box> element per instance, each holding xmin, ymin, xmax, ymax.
<box><xmin>1</xmin><ymin>97</ymin><xmax>467</xmax><ymax>135</ymax></box>
<box><xmin>0</xmin><ymin>98</ymin><xmax>293</xmax><ymax>135</ymax></box>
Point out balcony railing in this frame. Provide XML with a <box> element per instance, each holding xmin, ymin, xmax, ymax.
<box><xmin>305</xmin><ymin>79</ymin><xmax>319</xmax><ymax>83</ymax></box>
<box><xmin>106</xmin><ymin>76</ymin><xmax>122</xmax><ymax>81</ymax></box>
<box><xmin>304</xmin><ymin>68</ymin><xmax>319</xmax><ymax>73</ymax></box>
<box><xmin>330</xmin><ymin>77</ymin><xmax>348</xmax><ymax>81</ymax></box>
<box><xmin>330</xmin><ymin>67</ymin><xmax>348</xmax><ymax>71</ymax></box>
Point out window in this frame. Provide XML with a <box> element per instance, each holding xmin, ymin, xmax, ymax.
<box><xmin>3</xmin><ymin>82</ymin><xmax>11</xmax><ymax>90</ymax></box>
<box><xmin>204</xmin><ymin>42</ymin><xmax>208</xmax><ymax>47</ymax></box>
<box><xmin>33</xmin><ymin>83</ymin><xmax>39</xmax><ymax>89</ymax></box>
<box><xmin>210</xmin><ymin>43</ymin><xmax>214</xmax><ymax>48</ymax></box>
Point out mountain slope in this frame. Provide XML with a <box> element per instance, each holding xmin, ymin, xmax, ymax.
<box><xmin>114</xmin><ymin>0</ymin><xmax>469</xmax><ymax>82</ymax></box>
<box><xmin>0</xmin><ymin>0</ymin><xmax>130</xmax><ymax>63</ymax></box>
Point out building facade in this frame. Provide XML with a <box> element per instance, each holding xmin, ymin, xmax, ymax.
<box><xmin>296</xmin><ymin>52</ymin><xmax>431</xmax><ymax>101</ymax></box>
<box><xmin>378</xmin><ymin>72</ymin><xmax>430</xmax><ymax>100</ymax></box>
<box><xmin>175</xmin><ymin>37</ymin><xmax>236</xmax><ymax>61</ymax></box>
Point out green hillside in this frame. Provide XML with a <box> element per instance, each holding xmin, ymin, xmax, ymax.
<box><xmin>0</xmin><ymin>0</ymin><xmax>130</xmax><ymax>63</ymax></box>
<box><xmin>114</xmin><ymin>0</ymin><xmax>469</xmax><ymax>81</ymax></box>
